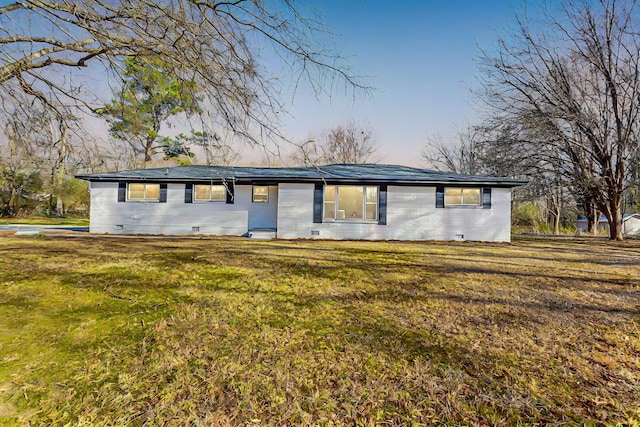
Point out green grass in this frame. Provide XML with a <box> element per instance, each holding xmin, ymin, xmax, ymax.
<box><xmin>0</xmin><ymin>236</ymin><xmax>639</xmax><ymax>426</ymax></box>
<box><xmin>0</xmin><ymin>217</ymin><xmax>89</xmax><ymax>226</ymax></box>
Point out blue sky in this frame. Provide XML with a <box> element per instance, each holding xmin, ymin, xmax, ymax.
<box><xmin>0</xmin><ymin>0</ymin><xmax>526</xmax><ymax>166</ymax></box>
<box><xmin>265</xmin><ymin>0</ymin><xmax>523</xmax><ymax>166</ymax></box>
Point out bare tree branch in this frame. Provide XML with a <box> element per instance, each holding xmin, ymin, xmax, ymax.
<box><xmin>0</xmin><ymin>0</ymin><xmax>368</xmax><ymax>158</ymax></box>
<box><xmin>478</xmin><ymin>0</ymin><xmax>640</xmax><ymax>240</ymax></box>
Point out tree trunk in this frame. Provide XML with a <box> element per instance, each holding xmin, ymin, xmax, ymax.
<box><xmin>551</xmin><ymin>194</ymin><xmax>561</xmax><ymax>235</ymax></box>
<box><xmin>56</xmin><ymin>197</ymin><xmax>64</xmax><ymax>216</ymax></box>
<box><xmin>609</xmin><ymin>207</ymin><xmax>624</xmax><ymax>241</ymax></box>
<box><xmin>585</xmin><ymin>202</ymin><xmax>599</xmax><ymax>235</ymax></box>
<box><xmin>601</xmin><ymin>192</ymin><xmax>624</xmax><ymax>241</ymax></box>
<box><xmin>144</xmin><ymin>144</ymin><xmax>153</xmax><ymax>163</ymax></box>
<box><xmin>48</xmin><ymin>168</ymin><xmax>55</xmax><ymax>216</ymax></box>
<box><xmin>547</xmin><ymin>191</ymin><xmax>561</xmax><ymax>234</ymax></box>
<box><xmin>553</xmin><ymin>211</ymin><xmax>560</xmax><ymax>235</ymax></box>
<box><xmin>8</xmin><ymin>187</ymin><xmax>17</xmax><ymax>216</ymax></box>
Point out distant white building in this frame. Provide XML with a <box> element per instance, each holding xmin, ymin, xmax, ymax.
<box><xmin>623</xmin><ymin>214</ymin><xmax>640</xmax><ymax>237</ymax></box>
<box><xmin>575</xmin><ymin>213</ymin><xmax>640</xmax><ymax>237</ymax></box>
<box><xmin>575</xmin><ymin>214</ymin><xmax>610</xmax><ymax>233</ymax></box>
<box><xmin>76</xmin><ymin>164</ymin><xmax>527</xmax><ymax>242</ymax></box>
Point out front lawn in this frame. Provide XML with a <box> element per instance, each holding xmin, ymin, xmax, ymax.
<box><xmin>0</xmin><ymin>236</ymin><xmax>638</xmax><ymax>425</ymax></box>
<box><xmin>0</xmin><ymin>217</ymin><xmax>89</xmax><ymax>226</ymax></box>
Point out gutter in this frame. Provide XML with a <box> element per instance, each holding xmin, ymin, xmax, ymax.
<box><xmin>75</xmin><ymin>175</ymin><xmax>528</xmax><ymax>188</ymax></box>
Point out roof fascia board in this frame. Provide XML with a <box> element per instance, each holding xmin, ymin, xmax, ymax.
<box><xmin>76</xmin><ymin>175</ymin><xmax>527</xmax><ymax>187</ymax></box>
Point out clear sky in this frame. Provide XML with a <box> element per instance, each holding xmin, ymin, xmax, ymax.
<box><xmin>0</xmin><ymin>0</ymin><xmax>525</xmax><ymax>167</ymax></box>
<box><xmin>259</xmin><ymin>0</ymin><xmax>523</xmax><ymax>167</ymax></box>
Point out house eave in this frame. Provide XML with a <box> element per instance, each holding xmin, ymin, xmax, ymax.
<box><xmin>75</xmin><ymin>175</ymin><xmax>527</xmax><ymax>188</ymax></box>
<box><xmin>75</xmin><ymin>164</ymin><xmax>528</xmax><ymax>188</ymax></box>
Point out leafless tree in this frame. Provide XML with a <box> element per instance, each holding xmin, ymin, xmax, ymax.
<box><xmin>2</xmin><ymin>98</ymin><xmax>101</xmax><ymax>215</ymax></box>
<box><xmin>321</xmin><ymin>122</ymin><xmax>377</xmax><ymax>164</ymax></box>
<box><xmin>290</xmin><ymin>121</ymin><xmax>377</xmax><ymax>165</ymax></box>
<box><xmin>0</xmin><ymin>0</ymin><xmax>366</xmax><ymax>157</ymax></box>
<box><xmin>289</xmin><ymin>138</ymin><xmax>322</xmax><ymax>166</ymax></box>
<box><xmin>0</xmin><ymin>144</ymin><xmax>42</xmax><ymax>216</ymax></box>
<box><xmin>482</xmin><ymin>120</ymin><xmax>592</xmax><ymax>234</ymax></box>
<box><xmin>423</xmin><ymin>124</ymin><xmax>585</xmax><ymax>234</ymax></box>
<box><xmin>479</xmin><ymin>0</ymin><xmax>640</xmax><ymax>240</ymax></box>
<box><xmin>422</xmin><ymin>128</ymin><xmax>489</xmax><ymax>175</ymax></box>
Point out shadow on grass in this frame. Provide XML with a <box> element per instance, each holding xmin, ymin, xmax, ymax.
<box><xmin>5</xmin><ymin>236</ymin><xmax>638</xmax><ymax>424</ymax></box>
<box><xmin>447</xmin><ymin>246</ymin><xmax>640</xmax><ymax>268</ymax></box>
<box><xmin>117</xmin><ymin>240</ymin><xmax>639</xmax><ymax>318</ymax></box>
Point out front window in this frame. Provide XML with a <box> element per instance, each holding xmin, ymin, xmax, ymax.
<box><xmin>445</xmin><ymin>188</ymin><xmax>481</xmax><ymax>206</ymax></box>
<box><xmin>194</xmin><ymin>184</ymin><xmax>226</xmax><ymax>202</ymax></box>
<box><xmin>324</xmin><ymin>185</ymin><xmax>377</xmax><ymax>221</ymax></box>
<box><xmin>252</xmin><ymin>185</ymin><xmax>269</xmax><ymax>203</ymax></box>
<box><xmin>128</xmin><ymin>183</ymin><xmax>160</xmax><ymax>201</ymax></box>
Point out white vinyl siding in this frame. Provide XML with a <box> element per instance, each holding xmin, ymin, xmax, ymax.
<box><xmin>89</xmin><ymin>181</ymin><xmax>512</xmax><ymax>242</ymax></box>
<box><xmin>248</xmin><ymin>185</ymin><xmax>278</xmax><ymax>229</ymax></box>
<box><xmin>277</xmin><ymin>184</ymin><xmax>512</xmax><ymax>242</ymax></box>
<box><xmin>89</xmin><ymin>183</ymin><xmax>279</xmax><ymax>235</ymax></box>
<box><xmin>90</xmin><ymin>182</ymin><xmax>253</xmax><ymax>235</ymax></box>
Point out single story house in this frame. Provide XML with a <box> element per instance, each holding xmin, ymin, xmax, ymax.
<box><xmin>623</xmin><ymin>214</ymin><xmax>640</xmax><ymax>237</ymax></box>
<box><xmin>575</xmin><ymin>214</ymin><xmax>611</xmax><ymax>234</ymax></box>
<box><xmin>76</xmin><ymin>164</ymin><xmax>527</xmax><ymax>242</ymax></box>
<box><xmin>575</xmin><ymin>213</ymin><xmax>640</xmax><ymax>237</ymax></box>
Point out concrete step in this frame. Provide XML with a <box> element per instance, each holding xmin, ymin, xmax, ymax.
<box><xmin>248</xmin><ymin>229</ymin><xmax>277</xmax><ymax>239</ymax></box>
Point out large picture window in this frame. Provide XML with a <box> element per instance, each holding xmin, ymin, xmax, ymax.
<box><xmin>128</xmin><ymin>183</ymin><xmax>160</xmax><ymax>201</ymax></box>
<box><xmin>324</xmin><ymin>185</ymin><xmax>378</xmax><ymax>221</ymax></box>
<box><xmin>444</xmin><ymin>188</ymin><xmax>481</xmax><ymax>206</ymax></box>
<box><xmin>194</xmin><ymin>184</ymin><xmax>226</xmax><ymax>202</ymax></box>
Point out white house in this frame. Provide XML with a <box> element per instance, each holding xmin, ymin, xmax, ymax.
<box><xmin>623</xmin><ymin>214</ymin><xmax>640</xmax><ymax>237</ymax></box>
<box><xmin>576</xmin><ymin>213</ymin><xmax>640</xmax><ymax>237</ymax></box>
<box><xmin>76</xmin><ymin>164</ymin><xmax>527</xmax><ymax>242</ymax></box>
<box><xmin>575</xmin><ymin>214</ymin><xmax>611</xmax><ymax>234</ymax></box>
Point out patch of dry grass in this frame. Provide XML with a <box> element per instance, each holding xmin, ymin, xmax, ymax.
<box><xmin>0</xmin><ymin>236</ymin><xmax>638</xmax><ymax>425</ymax></box>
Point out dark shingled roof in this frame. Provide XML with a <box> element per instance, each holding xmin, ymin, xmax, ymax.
<box><xmin>76</xmin><ymin>164</ymin><xmax>527</xmax><ymax>187</ymax></box>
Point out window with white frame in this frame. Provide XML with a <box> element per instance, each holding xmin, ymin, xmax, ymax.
<box><xmin>323</xmin><ymin>185</ymin><xmax>378</xmax><ymax>221</ymax></box>
<box><xmin>128</xmin><ymin>183</ymin><xmax>160</xmax><ymax>201</ymax></box>
<box><xmin>252</xmin><ymin>185</ymin><xmax>269</xmax><ymax>203</ymax></box>
<box><xmin>194</xmin><ymin>184</ymin><xmax>226</xmax><ymax>202</ymax></box>
<box><xmin>444</xmin><ymin>187</ymin><xmax>481</xmax><ymax>206</ymax></box>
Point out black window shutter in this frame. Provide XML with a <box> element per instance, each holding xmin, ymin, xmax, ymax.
<box><xmin>313</xmin><ymin>183</ymin><xmax>323</xmax><ymax>223</ymax></box>
<box><xmin>482</xmin><ymin>187</ymin><xmax>492</xmax><ymax>209</ymax></box>
<box><xmin>226</xmin><ymin>182</ymin><xmax>234</xmax><ymax>204</ymax></box>
<box><xmin>159</xmin><ymin>183</ymin><xmax>167</xmax><ymax>203</ymax></box>
<box><xmin>378</xmin><ymin>184</ymin><xmax>387</xmax><ymax>225</ymax></box>
<box><xmin>185</xmin><ymin>183</ymin><xmax>193</xmax><ymax>203</ymax></box>
<box><xmin>436</xmin><ymin>185</ymin><xmax>445</xmax><ymax>208</ymax></box>
<box><xmin>118</xmin><ymin>182</ymin><xmax>126</xmax><ymax>202</ymax></box>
